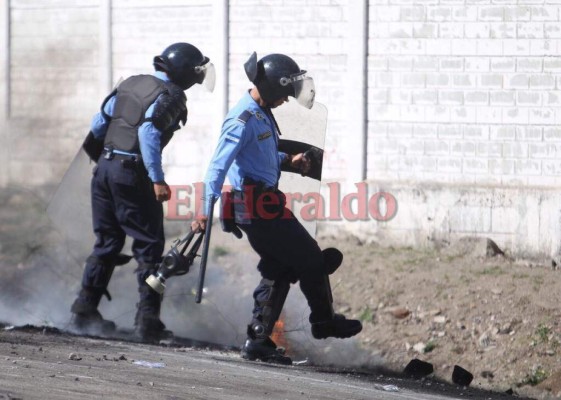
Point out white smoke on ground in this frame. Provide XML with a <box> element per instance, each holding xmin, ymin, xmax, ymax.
<box><xmin>0</xmin><ymin>186</ymin><xmax>84</xmax><ymax>328</ymax></box>
<box><xmin>0</xmin><ymin>185</ymin><xmax>383</xmax><ymax>370</ymax></box>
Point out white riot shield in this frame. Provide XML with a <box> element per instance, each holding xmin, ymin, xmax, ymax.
<box><xmin>46</xmin><ymin>148</ymin><xmax>95</xmax><ymax>257</ymax></box>
<box><xmin>273</xmin><ymin>101</ymin><xmax>328</xmax><ymax>237</ymax></box>
<box><xmin>47</xmin><ymin>78</ymin><xmax>124</xmax><ymax>256</ymax></box>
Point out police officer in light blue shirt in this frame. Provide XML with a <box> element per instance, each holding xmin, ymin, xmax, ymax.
<box><xmin>90</xmin><ymin>70</ymin><xmax>174</xmax><ymax>187</ymax></box>
<box><xmin>193</xmin><ymin>52</ymin><xmax>362</xmax><ymax>365</ymax></box>
<box><xmin>71</xmin><ymin>42</ymin><xmax>215</xmax><ymax>342</ymax></box>
<box><xmin>203</xmin><ymin>89</ymin><xmax>289</xmax><ymax>205</ymax></box>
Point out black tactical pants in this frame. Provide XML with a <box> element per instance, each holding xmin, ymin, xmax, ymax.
<box><xmin>235</xmin><ymin>190</ymin><xmax>333</xmax><ymax>324</ymax></box>
<box><xmin>81</xmin><ymin>155</ymin><xmax>164</xmax><ymax>291</ymax></box>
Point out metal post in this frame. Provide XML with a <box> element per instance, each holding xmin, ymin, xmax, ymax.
<box><xmin>346</xmin><ymin>1</ymin><xmax>369</xmax><ymax>184</ymax></box>
<box><xmin>361</xmin><ymin>0</ymin><xmax>369</xmax><ymax>181</ymax></box>
<box><xmin>0</xmin><ymin>0</ymin><xmax>10</xmax><ymax>185</ymax></box>
<box><xmin>211</xmin><ymin>0</ymin><xmax>229</xmax><ymax>122</ymax></box>
<box><xmin>100</xmin><ymin>0</ymin><xmax>113</xmax><ymax>93</ymax></box>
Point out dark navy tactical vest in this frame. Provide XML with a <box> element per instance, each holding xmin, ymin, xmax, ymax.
<box><xmin>103</xmin><ymin>75</ymin><xmax>184</xmax><ymax>154</ymax></box>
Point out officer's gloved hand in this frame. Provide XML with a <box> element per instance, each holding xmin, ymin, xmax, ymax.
<box><xmin>153</xmin><ymin>181</ymin><xmax>172</xmax><ymax>202</ymax></box>
<box><xmin>290</xmin><ymin>153</ymin><xmax>311</xmax><ymax>176</ymax></box>
<box><xmin>191</xmin><ymin>215</ymin><xmax>208</xmax><ymax>233</ymax></box>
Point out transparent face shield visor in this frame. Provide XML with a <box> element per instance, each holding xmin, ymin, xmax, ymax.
<box><xmin>194</xmin><ymin>60</ymin><xmax>216</xmax><ymax>92</ymax></box>
<box><xmin>280</xmin><ymin>73</ymin><xmax>315</xmax><ymax>109</ymax></box>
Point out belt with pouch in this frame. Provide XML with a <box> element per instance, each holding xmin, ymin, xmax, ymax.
<box><xmin>102</xmin><ymin>148</ymin><xmax>143</xmax><ymax>167</ymax></box>
<box><xmin>241</xmin><ymin>177</ymin><xmax>278</xmax><ymax>194</ymax></box>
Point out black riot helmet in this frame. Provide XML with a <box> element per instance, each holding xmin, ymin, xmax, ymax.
<box><xmin>153</xmin><ymin>42</ymin><xmax>215</xmax><ymax>91</ymax></box>
<box><xmin>244</xmin><ymin>52</ymin><xmax>315</xmax><ymax>109</ymax></box>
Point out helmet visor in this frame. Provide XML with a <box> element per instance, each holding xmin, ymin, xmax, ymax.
<box><xmin>293</xmin><ymin>76</ymin><xmax>315</xmax><ymax>109</ymax></box>
<box><xmin>280</xmin><ymin>73</ymin><xmax>315</xmax><ymax>109</ymax></box>
<box><xmin>195</xmin><ymin>61</ymin><xmax>216</xmax><ymax>92</ymax></box>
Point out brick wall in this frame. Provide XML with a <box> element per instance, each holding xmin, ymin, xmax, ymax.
<box><xmin>110</xmin><ymin>0</ymin><xmax>217</xmax><ymax>185</ymax></box>
<box><xmin>8</xmin><ymin>0</ymin><xmax>101</xmax><ymax>184</ymax></box>
<box><xmin>367</xmin><ymin>1</ymin><xmax>561</xmax><ymax>187</ymax></box>
<box><xmin>228</xmin><ymin>0</ymin><xmax>350</xmax><ymax>180</ymax></box>
<box><xmin>2</xmin><ymin>1</ymin><xmax>561</xmax><ymax>257</ymax></box>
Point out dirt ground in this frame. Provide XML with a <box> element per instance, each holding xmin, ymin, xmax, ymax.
<box><xmin>321</xmin><ymin>230</ymin><xmax>561</xmax><ymax>400</ymax></box>
<box><xmin>2</xmin><ymin>185</ymin><xmax>561</xmax><ymax>399</ymax></box>
<box><xmin>0</xmin><ymin>325</ymin><xmax>525</xmax><ymax>400</ymax></box>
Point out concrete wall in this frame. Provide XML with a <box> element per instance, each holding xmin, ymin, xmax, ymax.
<box><xmin>343</xmin><ymin>182</ymin><xmax>561</xmax><ymax>260</ymax></box>
<box><xmin>367</xmin><ymin>1</ymin><xmax>561</xmax><ymax>187</ymax></box>
<box><xmin>2</xmin><ymin>0</ymin><xmax>561</xmax><ymax>259</ymax></box>
<box><xmin>363</xmin><ymin>0</ymin><xmax>561</xmax><ymax>259</ymax></box>
<box><xmin>6</xmin><ymin>0</ymin><xmax>222</xmax><ymax>187</ymax></box>
<box><xmin>8</xmin><ymin>0</ymin><xmax>101</xmax><ymax>184</ymax></box>
<box><xmin>0</xmin><ymin>0</ymin><xmax>9</xmax><ymax>187</ymax></box>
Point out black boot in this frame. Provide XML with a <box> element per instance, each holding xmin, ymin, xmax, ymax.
<box><xmin>134</xmin><ymin>313</ymin><xmax>173</xmax><ymax>343</ymax></box>
<box><xmin>302</xmin><ymin>273</ymin><xmax>362</xmax><ymax>340</ymax></box>
<box><xmin>311</xmin><ymin>313</ymin><xmax>362</xmax><ymax>340</ymax></box>
<box><xmin>241</xmin><ymin>323</ymin><xmax>292</xmax><ymax>365</ymax></box>
<box><xmin>70</xmin><ymin>288</ymin><xmax>115</xmax><ymax>335</ymax></box>
<box><xmin>134</xmin><ymin>284</ymin><xmax>173</xmax><ymax>343</ymax></box>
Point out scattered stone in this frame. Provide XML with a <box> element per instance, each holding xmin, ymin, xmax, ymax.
<box><xmin>498</xmin><ymin>323</ymin><xmax>512</xmax><ymax>334</ymax></box>
<box><xmin>478</xmin><ymin>332</ymin><xmax>491</xmax><ymax>348</ymax></box>
<box><xmin>433</xmin><ymin>316</ymin><xmax>446</xmax><ymax>324</ymax></box>
<box><xmin>445</xmin><ymin>237</ymin><xmax>504</xmax><ymax>258</ymax></box>
<box><xmin>118</xmin><ymin>354</ymin><xmax>127</xmax><ymax>361</ymax></box>
<box><xmin>403</xmin><ymin>359</ymin><xmax>434</xmax><ymax>378</ymax></box>
<box><xmin>481</xmin><ymin>370</ymin><xmax>494</xmax><ymax>379</ymax></box>
<box><xmin>417</xmin><ymin>309</ymin><xmax>441</xmax><ymax>319</ymax></box>
<box><xmin>452</xmin><ymin>365</ymin><xmax>474</xmax><ymax>387</ymax></box>
<box><xmin>68</xmin><ymin>353</ymin><xmax>82</xmax><ymax>361</ymax></box>
<box><xmin>486</xmin><ymin>239</ymin><xmax>504</xmax><ymax>257</ymax></box>
<box><xmin>390</xmin><ymin>307</ymin><xmax>410</xmax><ymax>319</ymax></box>
<box><xmin>413</xmin><ymin>342</ymin><xmax>426</xmax><ymax>354</ymax></box>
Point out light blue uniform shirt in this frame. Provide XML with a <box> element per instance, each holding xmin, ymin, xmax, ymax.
<box><xmin>90</xmin><ymin>71</ymin><xmax>173</xmax><ymax>183</ymax></box>
<box><xmin>203</xmin><ymin>91</ymin><xmax>288</xmax><ymax>214</ymax></box>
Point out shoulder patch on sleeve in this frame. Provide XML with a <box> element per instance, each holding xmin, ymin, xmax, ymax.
<box><xmin>237</xmin><ymin>110</ymin><xmax>253</xmax><ymax>124</ymax></box>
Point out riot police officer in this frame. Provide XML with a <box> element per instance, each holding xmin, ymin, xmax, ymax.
<box><xmin>192</xmin><ymin>52</ymin><xmax>362</xmax><ymax>364</ymax></box>
<box><xmin>70</xmin><ymin>42</ymin><xmax>215</xmax><ymax>342</ymax></box>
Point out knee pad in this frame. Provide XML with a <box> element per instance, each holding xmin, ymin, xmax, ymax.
<box><xmin>322</xmin><ymin>248</ymin><xmax>343</xmax><ymax>275</ymax></box>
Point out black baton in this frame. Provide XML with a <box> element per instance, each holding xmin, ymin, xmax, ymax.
<box><xmin>195</xmin><ymin>196</ymin><xmax>216</xmax><ymax>304</ymax></box>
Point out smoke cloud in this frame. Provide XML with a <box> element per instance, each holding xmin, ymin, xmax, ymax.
<box><xmin>0</xmin><ymin>184</ymin><xmax>382</xmax><ymax>370</ymax></box>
